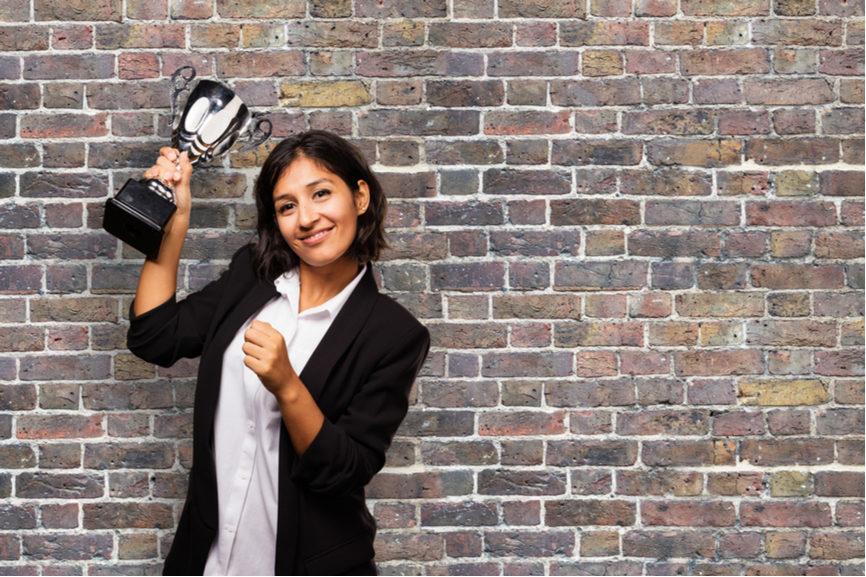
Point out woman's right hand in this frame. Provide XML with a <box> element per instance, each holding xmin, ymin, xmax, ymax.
<box><xmin>143</xmin><ymin>147</ymin><xmax>193</xmax><ymax>228</ymax></box>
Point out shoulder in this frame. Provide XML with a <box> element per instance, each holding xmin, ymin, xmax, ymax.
<box><xmin>368</xmin><ymin>290</ymin><xmax>429</xmax><ymax>343</ymax></box>
<box><xmin>223</xmin><ymin>242</ymin><xmax>258</xmax><ymax>280</ymax></box>
<box><xmin>231</xmin><ymin>242</ymin><xmax>256</xmax><ymax>266</ymax></box>
<box><xmin>363</xmin><ymin>291</ymin><xmax>431</xmax><ymax>371</ymax></box>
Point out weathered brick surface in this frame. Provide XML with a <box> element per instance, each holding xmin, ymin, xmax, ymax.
<box><xmin>0</xmin><ymin>0</ymin><xmax>863</xmax><ymax>573</ymax></box>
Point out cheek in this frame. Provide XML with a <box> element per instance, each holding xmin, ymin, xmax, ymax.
<box><xmin>275</xmin><ymin>217</ymin><xmax>293</xmax><ymax>240</ymax></box>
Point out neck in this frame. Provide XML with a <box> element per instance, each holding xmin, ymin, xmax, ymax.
<box><xmin>297</xmin><ymin>256</ymin><xmax>363</xmax><ymax>308</ymax></box>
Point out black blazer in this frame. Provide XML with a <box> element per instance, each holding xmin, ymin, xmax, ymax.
<box><xmin>126</xmin><ymin>242</ymin><xmax>431</xmax><ymax>575</ymax></box>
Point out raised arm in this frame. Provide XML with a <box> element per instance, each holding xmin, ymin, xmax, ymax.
<box><xmin>126</xmin><ymin>147</ymin><xmax>242</xmax><ymax>368</ymax></box>
<box><xmin>132</xmin><ymin>147</ymin><xmax>193</xmax><ymax>318</ymax></box>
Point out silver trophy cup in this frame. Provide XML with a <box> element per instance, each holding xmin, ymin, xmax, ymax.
<box><xmin>102</xmin><ymin>66</ymin><xmax>272</xmax><ymax>259</ymax></box>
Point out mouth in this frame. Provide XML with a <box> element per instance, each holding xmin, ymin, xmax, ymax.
<box><xmin>300</xmin><ymin>226</ymin><xmax>334</xmax><ymax>245</ymax></box>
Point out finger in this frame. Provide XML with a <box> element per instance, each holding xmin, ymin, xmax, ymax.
<box><xmin>251</xmin><ymin>320</ymin><xmax>277</xmax><ymax>335</ymax></box>
<box><xmin>247</xmin><ymin>335</ymin><xmax>280</xmax><ymax>355</ymax></box>
<box><xmin>243</xmin><ymin>355</ymin><xmax>258</xmax><ymax>372</ymax></box>
<box><xmin>158</xmin><ymin>168</ymin><xmax>175</xmax><ymax>186</ymax></box>
<box><xmin>242</xmin><ymin>341</ymin><xmax>267</xmax><ymax>359</ymax></box>
<box><xmin>255</xmin><ymin>327</ymin><xmax>280</xmax><ymax>343</ymax></box>
<box><xmin>243</xmin><ymin>327</ymin><xmax>268</xmax><ymax>346</ymax></box>
<box><xmin>248</xmin><ymin>320</ymin><xmax>273</xmax><ymax>335</ymax></box>
<box><xmin>178</xmin><ymin>150</ymin><xmax>191</xmax><ymax>168</ymax></box>
<box><xmin>243</xmin><ymin>355</ymin><xmax>269</xmax><ymax>376</ymax></box>
<box><xmin>158</xmin><ymin>165</ymin><xmax>179</xmax><ymax>185</ymax></box>
<box><xmin>159</xmin><ymin>146</ymin><xmax>178</xmax><ymax>161</ymax></box>
<box><xmin>156</xmin><ymin>156</ymin><xmax>177</xmax><ymax>170</ymax></box>
<box><xmin>157</xmin><ymin>161</ymin><xmax>181</xmax><ymax>183</ymax></box>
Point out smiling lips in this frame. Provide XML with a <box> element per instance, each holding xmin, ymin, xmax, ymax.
<box><xmin>300</xmin><ymin>226</ymin><xmax>333</xmax><ymax>245</ymax></box>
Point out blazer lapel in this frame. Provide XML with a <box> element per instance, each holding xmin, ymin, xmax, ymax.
<box><xmin>294</xmin><ymin>263</ymin><xmax>380</xmax><ymax>408</ymax></box>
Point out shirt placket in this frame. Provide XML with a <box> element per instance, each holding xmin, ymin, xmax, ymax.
<box><xmin>219</xmin><ymin>322</ymin><xmax>261</xmax><ymax>570</ymax></box>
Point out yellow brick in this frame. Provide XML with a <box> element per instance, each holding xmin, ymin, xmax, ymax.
<box><xmin>775</xmin><ymin>170</ymin><xmax>817</xmax><ymax>197</ymax></box>
<box><xmin>580</xmin><ymin>531</ymin><xmax>619</xmax><ymax>556</ymax></box>
<box><xmin>699</xmin><ymin>321</ymin><xmax>743</xmax><ymax>347</ymax></box>
<box><xmin>582</xmin><ymin>50</ymin><xmax>623</xmax><ymax>76</ymax></box>
<box><xmin>770</xmin><ymin>470</ymin><xmax>811</xmax><ymax>497</ymax></box>
<box><xmin>738</xmin><ymin>379</ymin><xmax>829</xmax><ymax>406</ymax></box>
<box><xmin>113</xmin><ymin>354</ymin><xmax>156</xmax><ymax>381</ymax></box>
<box><xmin>279</xmin><ymin>80</ymin><xmax>371</xmax><ymax>107</ymax></box>
<box><xmin>659</xmin><ymin>139</ymin><xmax>742</xmax><ymax>166</ymax></box>
<box><xmin>383</xmin><ymin>19</ymin><xmax>425</xmax><ymax>45</ymax></box>
<box><xmin>229</xmin><ymin>140</ymin><xmax>280</xmax><ymax>168</ymax></box>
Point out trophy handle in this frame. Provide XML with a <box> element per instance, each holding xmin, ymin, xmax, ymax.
<box><xmin>235</xmin><ymin>112</ymin><xmax>273</xmax><ymax>154</ymax></box>
<box><xmin>169</xmin><ymin>65</ymin><xmax>197</xmax><ymax>132</ymax></box>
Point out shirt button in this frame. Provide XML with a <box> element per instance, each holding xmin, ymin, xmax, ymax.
<box><xmin>247</xmin><ymin>421</ymin><xmax>255</xmax><ymax>431</ymax></box>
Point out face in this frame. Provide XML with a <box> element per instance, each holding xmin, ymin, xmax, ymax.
<box><xmin>272</xmin><ymin>155</ymin><xmax>369</xmax><ymax>268</ymax></box>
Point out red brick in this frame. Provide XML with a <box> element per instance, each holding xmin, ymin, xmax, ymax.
<box><xmin>641</xmin><ymin>500</ymin><xmax>736</xmax><ymax>526</ymax></box>
<box><xmin>741</xmin><ymin>502</ymin><xmax>832</xmax><ymax>527</ymax></box>
<box><xmin>20</xmin><ymin>113</ymin><xmax>108</xmax><ymax>139</ymax></box>
<box><xmin>746</xmin><ymin>200</ymin><xmax>837</xmax><ymax>226</ymax></box>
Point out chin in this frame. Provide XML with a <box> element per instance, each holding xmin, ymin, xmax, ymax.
<box><xmin>295</xmin><ymin>246</ymin><xmax>346</xmax><ymax>267</ymax></box>
<box><xmin>302</xmin><ymin>256</ymin><xmax>334</xmax><ymax>267</ymax></box>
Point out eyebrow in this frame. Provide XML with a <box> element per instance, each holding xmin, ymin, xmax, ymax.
<box><xmin>273</xmin><ymin>178</ymin><xmax>333</xmax><ymax>203</ymax></box>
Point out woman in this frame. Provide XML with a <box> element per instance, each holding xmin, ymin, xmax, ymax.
<box><xmin>127</xmin><ymin>130</ymin><xmax>431</xmax><ymax>576</ymax></box>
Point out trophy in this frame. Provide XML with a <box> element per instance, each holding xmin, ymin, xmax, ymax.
<box><xmin>102</xmin><ymin>66</ymin><xmax>272</xmax><ymax>259</ymax></box>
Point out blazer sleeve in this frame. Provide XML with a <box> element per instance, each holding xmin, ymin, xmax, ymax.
<box><xmin>289</xmin><ymin>322</ymin><xmax>431</xmax><ymax>497</ymax></box>
<box><xmin>126</xmin><ymin>245</ymin><xmax>247</xmax><ymax>368</ymax></box>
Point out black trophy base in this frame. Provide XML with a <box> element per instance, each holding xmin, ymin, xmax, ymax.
<box><xmin>103</xmin><ymin>178</ymin><xmax>177</xmax><ymax>260</ymax></box>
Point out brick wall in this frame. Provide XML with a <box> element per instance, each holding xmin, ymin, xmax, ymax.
<box><xmin>0</xmin><ymin>0</ymin><xmax>864</xmax><ymax>574</ymax></box>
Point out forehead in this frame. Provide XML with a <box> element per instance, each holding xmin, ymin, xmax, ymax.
<box><xmin>276</xmin><ymin>156</ymin><xmax>336</xmax><ymax>186</ymax></box>
<box><xmin>273</xmin><ymin>156</ymin><xmax>340</xmax><ymax>202</ymax></box>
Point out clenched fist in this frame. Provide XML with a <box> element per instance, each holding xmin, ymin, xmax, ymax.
<box><xmin>143</xmin><ymin>146</ymin><xmax>193</xmax><ymax>234</ymax></box>
<box><xmin>242</xmin><ymin>319</ymin><xmax>299</xmax><ymax>402</ymax></box>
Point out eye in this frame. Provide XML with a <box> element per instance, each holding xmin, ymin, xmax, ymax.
<box><xmin>276</xmin><ymin>190</ymin><xmax>329</xmax><ymax>214</ymax></box>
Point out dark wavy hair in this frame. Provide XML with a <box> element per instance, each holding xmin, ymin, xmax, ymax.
<box><xmin>249</xmin><ymin>130</ymin><xmax>389</xmax><ymax>283</ymax></box>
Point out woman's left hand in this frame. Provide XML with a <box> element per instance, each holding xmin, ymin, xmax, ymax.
<box><xmin>242</xmin><ymin>319</ymin><xmax>298</xmax><ymax>401</ymax></box>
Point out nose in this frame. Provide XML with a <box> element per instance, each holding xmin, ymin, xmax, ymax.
<box><xmin>297</xmin><ymin>199</ymin><xmax>319</xmax><ymax>230</ymax></box>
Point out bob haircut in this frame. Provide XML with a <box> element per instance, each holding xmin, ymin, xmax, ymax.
<box><xmin>250</xmin><ymin>130</ymin><xmax>389</xmax><ymax>283</ymax></box>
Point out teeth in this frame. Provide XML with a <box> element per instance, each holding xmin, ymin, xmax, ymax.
<box><xmin>306</xmin><ymin>228</ymin><xmax>330</xmax><ymax>241</ymax></box>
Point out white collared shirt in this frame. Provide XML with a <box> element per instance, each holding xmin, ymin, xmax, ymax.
<box><xmin>203</xmin><ymin>263</ymin><xmax>368</xmax><ymax>576</ymax></box>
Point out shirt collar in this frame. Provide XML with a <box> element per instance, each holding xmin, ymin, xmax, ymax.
<box><xmin>273</xmin><ymin>263</ymin><xmax>367</xmax><ymax>319</ymax></box>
